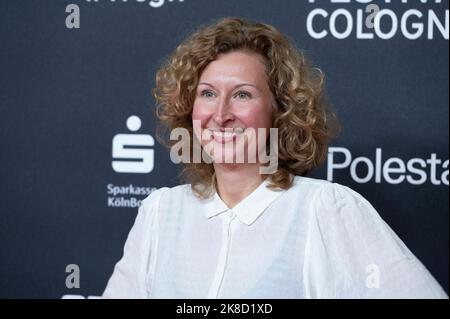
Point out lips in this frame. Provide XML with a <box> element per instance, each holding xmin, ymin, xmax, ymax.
<box><xmin>207</xmin><ymin>128</ymin><xmax>245</xmax><ymax>143</ymax></box>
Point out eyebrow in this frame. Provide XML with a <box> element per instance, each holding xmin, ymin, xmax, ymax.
<box><xmin>198</xmin><ymin>82</ymin><xmax>258</xmax><ymax>90</ymax></box>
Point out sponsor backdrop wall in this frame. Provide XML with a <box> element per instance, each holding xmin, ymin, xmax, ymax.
<box><xmin>0</xmin><ymin>0</ymin><xmax>448</xmax><ymax>298</ymax></box>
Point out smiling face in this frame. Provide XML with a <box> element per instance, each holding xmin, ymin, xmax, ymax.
<box><xmin>192</xmin><ymin>50</ymin><xmax>274</xmax><ymax>164</ymax></box>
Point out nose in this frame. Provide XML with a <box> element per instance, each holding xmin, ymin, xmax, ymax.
<box><xmin>213</xmin><ymin>97</ymin><xmax>235</xmax><ymax>125</ymax></box>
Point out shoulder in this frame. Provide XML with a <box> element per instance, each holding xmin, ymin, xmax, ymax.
<box><xmin>140</xmin><ymin>184</ymin><xmax>194</xmax><ymax>211</ymax></box>
<box><xmin>290</xmin><ymin>176</ymin><xmax>369</xmax><ymax>210</ymax></box>
<box><xmin>300</xmin><ymin>178</ymin><xmax>448</xmax><ymax>298</ymax></box>
<box><xmin>293</xmin><ymin>176</ymin><xmax>387</xmax><ymax>253</ymax></box>
<box><xmin>291</xmin><ymin>176</ymin><xmax>375</xmax><ymax>217</ymax></box>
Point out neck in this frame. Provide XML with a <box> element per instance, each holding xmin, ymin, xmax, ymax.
<box><xmin>213</xmin><ymin>163</ymin><xmax>265</xmax><ymax>209</ymax></box>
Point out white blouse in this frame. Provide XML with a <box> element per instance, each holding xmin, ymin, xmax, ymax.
<box><xmin>103</xmin><ymin>176</ymin><xmax>447</xmax><ymax>299</ymax></box>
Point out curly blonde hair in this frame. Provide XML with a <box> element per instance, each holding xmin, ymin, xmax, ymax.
<box><xmin>153</xmin><ymin>17</ymin><xmax>339</xmax><ymax>198</ymax></box>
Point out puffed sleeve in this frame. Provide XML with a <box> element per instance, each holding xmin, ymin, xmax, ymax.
<box><xmin>303</xmin><ymin>182</ymin><xmax>448</xmax><ymax>299</ymax></box>
<box><xmin>102</xmin><ymin>188</ymin><xmax>167</xmax><ymax>299</ymax></box>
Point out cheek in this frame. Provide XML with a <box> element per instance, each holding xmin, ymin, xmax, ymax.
<box><xmin>238</xmin><ymin>107</ymin><xmax>272</xmax><ymax>130</ymax></box>
<box><xmin>192</xmin><ymin>102</ymin><xmax>213</xmax><ymax>145</ymax></box>
<box><xmin>192</xmin><ymin>102</ymin><xmax>211</xmax><ymax>127</ymax></box>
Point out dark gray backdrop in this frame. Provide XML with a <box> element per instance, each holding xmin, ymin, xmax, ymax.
<box><xmin>0</xmin><ymin>0</ymin><xmax>448</xmax><ymax>298</ymax></box>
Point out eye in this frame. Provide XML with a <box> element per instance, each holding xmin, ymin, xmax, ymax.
<box><xmin>200</xmin><ymin>89</ymin><xmax>216</xmax><ymax>98</ymax></box>
<box><xmin>235</xmin><ymin>91</ymin><xmax>252</xmax><ymax>100</ymax></box>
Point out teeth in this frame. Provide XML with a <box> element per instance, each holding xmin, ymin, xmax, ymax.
<box><xmin>212</xmin><ymin>131</ymin><xmax>234</xmax><ymax>138</ymax></box>
<box><xmin>207</xmin><ymin>128</ymin><xmax>245</xmax><ymax>142</ymax></box>
<box><xmin>208</xmin><ymin>128</ymin><xmax>245</xmax><ymax>133</ymax></box>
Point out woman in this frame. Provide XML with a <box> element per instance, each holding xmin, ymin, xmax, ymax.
<box><xmin>103</xmin><ymin>17</ymin><xmax>447</xmax><ymax>298</ymax></box>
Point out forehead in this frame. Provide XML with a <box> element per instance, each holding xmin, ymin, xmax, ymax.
<box><xmin>199</xmin><ymin>51</ymin><xmax>268</xmax><ymax>83</ymax></box>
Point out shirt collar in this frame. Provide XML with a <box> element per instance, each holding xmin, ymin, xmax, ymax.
<box><xmin>203</xmin><ymin>179</ymin><xmax>286</xmax><ymax>226</ymax></box>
